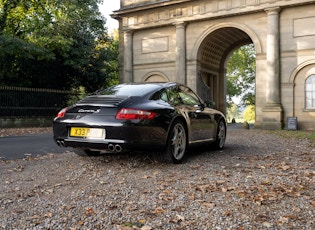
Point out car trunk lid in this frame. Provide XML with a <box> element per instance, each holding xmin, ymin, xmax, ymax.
<box><xmin>67</xmin><ymin>95</ymin><xmax>129</xmax><ymax>115</ymax></box>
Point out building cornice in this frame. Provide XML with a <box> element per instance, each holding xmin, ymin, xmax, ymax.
<box><xmin>112</xmin><ymin>0</ymin><xmax>315</xmax><ymax>30</ymax></box>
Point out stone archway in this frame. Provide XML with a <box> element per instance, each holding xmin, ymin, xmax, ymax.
<box><xmin>193</xmin><ymin>25</ymin><xmax>256</xmax><ymax>113</ymax></box>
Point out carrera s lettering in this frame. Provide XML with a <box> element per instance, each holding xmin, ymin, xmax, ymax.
<box><xmin>78</xmin><ymin>109</ymin><xmax>100</xmax><ymax>113</ymax></box>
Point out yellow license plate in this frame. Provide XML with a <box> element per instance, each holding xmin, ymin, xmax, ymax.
<box><xmin>70</xmin><ymin>127</ymin><xmax>105</xmax><ymax>139</ymax></box>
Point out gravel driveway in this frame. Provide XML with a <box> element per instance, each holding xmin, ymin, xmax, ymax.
<box><xmin>0</xmin><ymin>127</ymin><xmax>314</xmax><ymax>229</ymax></box>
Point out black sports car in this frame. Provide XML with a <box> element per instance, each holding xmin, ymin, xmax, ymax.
<box><xmin>53</xmin><ymin>82</ymin><xmax>226</xmax><ymax>163</ymax></box>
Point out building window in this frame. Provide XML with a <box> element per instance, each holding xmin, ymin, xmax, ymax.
<box><xmin>306</xmin><ymin>75</ymin><xmax>315</xmax><ymax>109</ymax></box>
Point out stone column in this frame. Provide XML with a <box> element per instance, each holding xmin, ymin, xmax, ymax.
<box><xmin>123</xmin><ymin>30</ymin><xmax>133</xmax><ymax>83</ymax></box>
<box><xmin>175</xmin><ymin>22</ymin><xmax>186</xmax><ymax>84</ymax></box>
<box><xmin>262</xmin><ymin>7</ymin><xmax>283</xmax><ymax>129</ymax></box>
<box><xmin>266</xmin><ymin>7</ymin><xmax>280</xmax><ymax>105</ymax></box>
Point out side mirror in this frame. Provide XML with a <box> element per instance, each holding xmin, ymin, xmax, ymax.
<box><xmin>205</xmin><ymin>101</ymin><xmax>215</xmax><ymax>108</ymax></box>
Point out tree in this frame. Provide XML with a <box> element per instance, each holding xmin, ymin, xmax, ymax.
<box><xmin>0</xmin><ymin>0</ymin><xmax>118</xmax><ymax>91</ymax></box>
<box><xmin>102</xmin><ymin>29</ymin><xmax>119</xmax><ymax>88</ymax></box>
<box><xmin>226</xmin><ymin>103</ymin><xmax>240</xmax><ymax>122</ymax></box>
<box><xmin>243</xmin><ymin>105</ymin><xmax>255</xmax><ymax>122</ymax></box>
<box><xmin>226</xmin><ymin>44</ymin><xmax>256</xmax><ymax>107</ymax></box>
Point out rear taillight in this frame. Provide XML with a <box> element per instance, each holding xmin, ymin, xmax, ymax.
<box><xmin>56</xmin><ymin>107</ymin><xmax>68</xmax><ymax>118</ymax></box>
<box><xmin>116</xmin><ymin>108</ymin><xmax>156</xmax><ymax>120</ymax></box>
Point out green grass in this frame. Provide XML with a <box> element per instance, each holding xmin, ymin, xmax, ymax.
<box><xmin>270</xmin><ymin>130</ymin><xmax>315</xmax><ymax>140</ymax></box>
<box><xmin>228</xmin><ymin>118</ymin><xmax>315</xmax><ymax>141</ymax></box>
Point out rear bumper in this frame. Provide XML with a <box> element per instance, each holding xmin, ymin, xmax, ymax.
<box><xmin>53</xmin><ymin>122</ymin><xmax>168</xmax><ymax>152</ymax></box>
<box><xmin>55</xmin><ymin>138</ymin><xmax>165</xmax><ymax>152</ymax></box>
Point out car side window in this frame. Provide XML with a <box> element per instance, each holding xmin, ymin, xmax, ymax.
<box><xmin>178</xmin><ymin>86</ymin><xmax>200</xmax><ymax>106</ymax></box>
<box><xmin>160</xmin><ymin>91</ymin><xmax>168</xmax><ymax>102</ymax></box>
<box><xmin>165</xmin><ymin>87</ymin><xmax>182</xmax><ymax>105</ymax></box>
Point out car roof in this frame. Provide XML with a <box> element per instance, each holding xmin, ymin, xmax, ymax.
<box><xmin>120</xmin><ymin>82</ymin><xmax>177</xmax><ymax>88</ymax></box>
<box><xmin>93</xmin><ymin>82</ymin><xmax>180</xmax><ymax>97</ymax></box>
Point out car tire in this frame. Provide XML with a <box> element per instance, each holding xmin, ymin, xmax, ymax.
<box><xmin>158</xmin><ymin>120</ymin><xmax>187</xmax><ymax>164</ymax></box>
<box><xmin>213</xmin><ymin>119</ymin><xmax>226</xmax><ymax>150</ymax></box>
<box><xmin>73</xmin><ymin>148</ymin><xmax>101</xmax><ymax>157</ymax></box>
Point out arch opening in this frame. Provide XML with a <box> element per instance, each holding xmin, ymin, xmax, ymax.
<box><xmin>196</xmin><ymin>27</ymin><xmax>255</xmax><ymax>119</ymax></box>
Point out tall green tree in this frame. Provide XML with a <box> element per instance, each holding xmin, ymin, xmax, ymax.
<box><xmin>0</xmin><ymin>0</ymin><xmax>118</xmax><ymax>91</ymax></box>
<box><xmin>243</xmin><ymin>105</ymin><xmax>255</xmax><ymax>122</ymax></box>
<box><xmin>226</xmin><ymin>44</ymin><xmax>256</xmax><ymax>107</ymax></box>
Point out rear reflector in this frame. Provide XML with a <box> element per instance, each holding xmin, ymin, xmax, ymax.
<box><xmin>116</xmin><ymin>108</ymin><xmax>156</xmax><ymax>120</ymax></box>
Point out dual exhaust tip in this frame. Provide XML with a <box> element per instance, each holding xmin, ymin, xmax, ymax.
<box><xmin>56</xmin><ymin>140</ymin><xmax>66</xmax><ymax>147</ymax></box>
<box><xmin>55</xmin><ymin>140</ymin><xmax>122</xmax><ymax>153</ymax></box>
<box><xmin>108</xmin><ymin>144</ymin><xmax>122</xmax><ymax>152</ymax></box>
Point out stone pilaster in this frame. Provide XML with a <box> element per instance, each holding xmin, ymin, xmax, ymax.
<box><xmin>262</xmin><ymin>7</ymin><xmax>283</xmax><ymax>129</ymax></box>
<box><xmin>123</xmin><ymin>30</ymin><xmax>133</xmax><ymax>83</ymax></box>
<box><xmin>175</xmin><ymin>22</ymin><xmax>187</xmax><ymax>84</ymax></box>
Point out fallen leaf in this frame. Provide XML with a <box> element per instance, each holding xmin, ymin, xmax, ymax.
<box><xmin>138</xmin><ymin>219</ymin><xmax>146</xmax><ymax>224</ymax></box>
<box><xmin>163</xmin><ymin>189</ymin><xmax>171</xmax><ymax>194</ymax></box>
<box><xmin>262</xmin><ymin>222</ymin><xmax>273</xmax><ymax>228</ymax></box>
<box><xmin>227</xmin><ymin>186</ymin><xmax>236</xmax><ymax>191</ymax></box>
<box><xmin>216</xmin><ymin>180</ymin><xmax>225</xmax><ymax>184</ymax></box>
<box><xmin>202</xmin><ymin>202</ymin><xmax>215</xmax><ymax>208</ymax></box>
<box><xmin>173</xmin><ymin>206</ymin><xmax>185</xmax><ymax>212</ymax></box>
<box><xmin>140</xmin><ymin>175</ymin><xmax>152</xmax><ymax>179</ymax></box>
<box><xmin>155</xmin><ymin>207</ymin><xmax>165</xmax><ymax>214</ymax></box>
<box><xmin>223</xmin><ymin>210</ymin><xmax>231</xmax><ymax>216</ymax></box>
<box><xmin>44</xmin><ymin>213</ymin><xmax>52</xmax><ymax>218</ymax></box>
<box><xmin>281</xmin><ymin>165</ymin><xmax>290</xmax><ymax>171</ymax></box>
<box><xmin>190</xmin><ymin>164</ymin><xmax>202</xmax><ymax>169</ymax></box>
<box><xmin>278</xmin><ymin>216</ymin><xmax>289</xmax><ymax>223</ymax></box>
<box><xmin>176</xmin><ymin>214</ymin><xmax>185</xmax><ymax>222</ymax></box>
<box><xmin>30</xmin><ymin>215</ymin><xmax>41</xmax><ymax>219</ymax></box>
<box><xmin>85</xmin><ymin>207</ymin><xmax>95</xmax><ymax>216</ymax></box>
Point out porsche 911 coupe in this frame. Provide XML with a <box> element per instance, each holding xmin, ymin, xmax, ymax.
<box><xmin>53</xmin><ymin>82</ymin><xmax>226</xmax><ymax>163</ymax></box>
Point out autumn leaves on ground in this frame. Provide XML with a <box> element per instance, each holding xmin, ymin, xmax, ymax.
<box><xmin>0</xmin><ymin>128</ymin><xmax>314</xmax><ymax>229</ymax></box>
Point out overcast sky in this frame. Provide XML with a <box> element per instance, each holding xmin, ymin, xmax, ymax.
<box><xmin>99</xmin><ymin>0</ymin><xmax>120</xmax><ymax>32</ymax></box>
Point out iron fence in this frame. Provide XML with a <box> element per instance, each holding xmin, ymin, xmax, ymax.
<box><xmin>0</xmin><ymin>86</ymin><xmax>81</xmax><ymax>117</ymax></box>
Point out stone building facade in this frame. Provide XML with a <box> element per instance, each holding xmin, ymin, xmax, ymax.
<box><xmin>112</xmin><ymin>0</ymin><xmax>315</xmax><ymax>130</ymax></box>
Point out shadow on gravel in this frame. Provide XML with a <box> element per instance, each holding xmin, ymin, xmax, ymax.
<box><xmin>72</xmin><ymin>126</ymin><xmax>267</xmax><ymax>166</ymax></box>
<box><xmin>77</xmin><ymin>143</ymin><xmax>240</xmax><ymax>167</ymax></box>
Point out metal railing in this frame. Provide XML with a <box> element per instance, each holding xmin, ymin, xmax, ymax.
<box><xmin>0</xmin><ymin>86</ymin><xmax>81</xmax><ymax>117</ymax></box>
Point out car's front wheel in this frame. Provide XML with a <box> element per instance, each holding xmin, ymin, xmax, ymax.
<box><xmin>73</xmin><ymin>148</ymin><xmax>101</xmax><ymax>157</ymax></box>
<box><xmin>213</xmin><ymin>119</ymin><xmax>226</xmax><ymax>149</ymax></box>
<box><xmin>158</xmin><ymin>120</ymin><xmax>187</xmax><ymax>164</ymax></box>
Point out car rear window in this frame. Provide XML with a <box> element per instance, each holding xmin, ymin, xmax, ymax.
<box><xmin>97</xmin><ymin>84</ymin><xmax>161</xmax><ymax>96</ymax></box>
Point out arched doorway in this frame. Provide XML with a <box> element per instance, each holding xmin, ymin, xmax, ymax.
<box><xmin>196</xmin><ymin>27</ymin><xmax>254</xmax><ymax>114</ymax></box>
